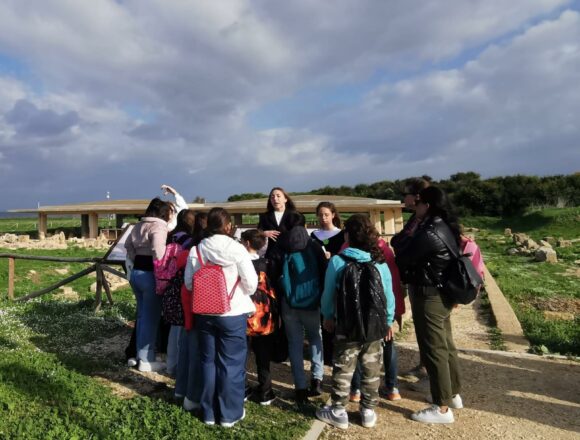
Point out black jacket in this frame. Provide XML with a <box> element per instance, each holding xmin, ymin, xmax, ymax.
<box><xmin>258</xmin><ymin>210</ymin><xmax>293</xmax><ymax>279</ymax></box>
<box><xmin>395</xmin><ymin>216</ymin><xmax>458</xmax><ymax>286</ymax></box>
<box><xmin>310</xmin><ymin>230</ymin><xmax>346</xmax><ymax>257</ymax></box>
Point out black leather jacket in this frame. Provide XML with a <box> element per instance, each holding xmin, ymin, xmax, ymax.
<box><xmin>395</xmin><ymin>216</ymin><xmax>458</xmax><ymax>286</ymax></box>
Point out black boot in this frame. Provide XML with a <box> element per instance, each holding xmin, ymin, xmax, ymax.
<box><xmin>308</xmin><ymin>378</ymin><xmax>322</xmax><ymax>397</ymax></box>
<box><xmin>295</xmin><ymin>388</ymin><xmax>309</xmax><ymax>405</ymax></box>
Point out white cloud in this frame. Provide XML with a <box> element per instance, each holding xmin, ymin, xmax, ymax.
<box><xmin>0</xmin><ymin>1</ymin><xmax>577</xmax><ymax>208</ymax></box>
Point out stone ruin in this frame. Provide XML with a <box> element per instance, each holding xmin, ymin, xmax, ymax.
<box><xmin>0</xmin><ymin>232</ymin><xmax>111</xmax><ymax>251</ymax></box>
<box><xmin>505</xmin><ymin>232</ymin><xmax>572</xmax><ymax>263</ymax></box>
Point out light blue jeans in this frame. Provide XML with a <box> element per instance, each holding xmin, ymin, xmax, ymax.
<box><xmin>281</xmin><ymin>300</ymin><xmax>324</xmax><ymax>390</ymax></box>
<box><xmin>175</xmin><ymin>327</ymin><xmax>202</xmax><ymax>402</ymax></box>
<box><xmin>130</xmin><ymin>270</ymin><xmax>162</xmax><ymax>362</ymax></box>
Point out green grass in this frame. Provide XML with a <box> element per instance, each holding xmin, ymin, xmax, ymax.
<box><xmin>464</xmin><ymin>208</ymin><xmax>580</xmax><ymax>356</ymax></box>
<box><xmin>0</xmin><ymin>241</ymin><xmax>312</xmax><ymax>439</ymax></box>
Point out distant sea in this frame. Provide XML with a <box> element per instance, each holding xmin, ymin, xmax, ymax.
<box><xmin>0</xmin><ymin>212</ymin><xmax>37</xmax><ymax>219</ymax></box>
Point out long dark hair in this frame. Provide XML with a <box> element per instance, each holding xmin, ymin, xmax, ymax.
<box><xmin>204</xmin><ymin>208</ymin><xmax>232</xmax><ymax>238</ymax></box>
<box><xmin>418</xmin><ymin>187</ymin><xmax>462</xmax><ymax>245</ymax></box>
<box><xmin>168</xmin><ymin>209</ymin><xmax>195</xmax><ymax>241</ymax></box>
<box><xmin>344</xmin><ymin>214</ymin><xmax>384</xmax><ymax>263</ymax></box>
<box><xmin>144</xmin><ymin>197</ymin><xmax>172</xmax><ymax>222</ymax></box>
<box><xmin>316</xmin><ymin>201</ymin><xmax>341</xmax><ymax>228</ymax></box>
<box><xmin>266</xmin><ymin>187</ymin><xmax>296</xmax><ymax>212</ymax></box>
<box><xmin>192</xmin><ymin>211</ymin><xmax>208</xmax><ymax>246</ymax></box>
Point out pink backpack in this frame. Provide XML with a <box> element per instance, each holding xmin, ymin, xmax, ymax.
<box><xmin>153</xmin><ymin>243</ymin><xmax>182</xmax><ymax>295</ymax></box>
<box><xmin>191</xmin><ymin>246</ymin><xmax>240</xmax><ymax>315</ymax></box>
<box><xmin>461</xmin><ymin>237</ymin><xmax>486</xmax><ymax>280</ymax></box>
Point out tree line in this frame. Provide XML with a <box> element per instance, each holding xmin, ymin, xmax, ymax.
<box><xmin>227</xmin><ymin>172</ymin><xmax>580</xmax><ymax>217</ymax></box>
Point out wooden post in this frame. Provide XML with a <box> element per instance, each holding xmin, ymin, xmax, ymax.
<box><xmin>383</xmin><ymin>209</ymin><xmax>396</xmax><ymax>236</ymax></box>
<box><xmin>233</xmin><ymin>213</ymin><xmax>243</xmax><ymax>227</ymax></box>
<box><xmin>38</xmin><ymin>213</ymin><xmax>48</xmax><ymax>238</ymax></box>
<box><xmin>89</xmin><ymin>213</ymin><xmax>99</xmax><ymax>239</ymax></box>
<box><xmin>370</xmin><ymin>210</ymin><xmax>382</xmax><ymax>234</ymax></box>
<box><xmin>95</xmin><ymin>264</ymin><xmax>103</xmax><ymax>311</ymax></box>
<box><xmin>394</xmin><ymin>206</ymin><xmax>404</xmax><ymax>233</ymax></box>
<box><xmin>8</xmin><ymin>257</ymin><xmax>14</xmax><ymax>300</ymax></box>
<box><xmin>116</xmin><ymin>214</ymin><xmax>125</xmax><ymax>229</ymax></box>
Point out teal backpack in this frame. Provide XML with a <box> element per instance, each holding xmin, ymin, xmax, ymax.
<box><xmin>280</xmin><ymin>244</ymin><xmax>321</xmax><ymax>309</ymax></box>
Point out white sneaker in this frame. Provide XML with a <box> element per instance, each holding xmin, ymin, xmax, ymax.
<box><xmin>220</xmin><ymin>409</ymin><xmax>245</xmax><ymax>428</ymax></box>
<box><xmin>360</xmin><ymin>408</ymin><xmax>377</xmax><ymax>428</ymax></box>
<box><xmin>411</xmin><ymin>405</ymin><xmax>454</xmax><ymax>424</ymax></box>
<box><xmin>425</xmin><ymin>394</ymin><xmax>463</xmax><ymax>409</ymax></box>
<box><xmin>183</xmin><ymin>397</ymin><xmax>201</xmax><ymax>411</ymax></box>
<box><xmin>138</xmin><ymin>360</ymin><xmax>165</xmax><ymax>372</ymax></box>
<box><xmin>316</xmin><ymin>406</ymin><xmax>349</xmax><ymax>430</ymax></box>
<box><xmin>127</xmin><ymin>358</ymin><xmax>138</xmax><ymax>367</ymax></box>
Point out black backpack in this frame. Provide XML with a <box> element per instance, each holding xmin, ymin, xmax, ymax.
<box><xmin>429</xmin><ymin>230</ymin><xmax>484</xmax><ymax>305</ymax></box>
<box><xmin>335</xmin><ymin>256</ymin><xmax>388</xmax><ymax>343</ymax></box>
<box><xmin>162</xmin><ymin>268</ymin><xmax>185</xmax><ymax>326</ymax></box>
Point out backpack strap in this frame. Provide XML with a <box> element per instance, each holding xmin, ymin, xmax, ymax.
<box><xmin>430</xmin><ymin>227</ymin><xmax>461</xmax><ymax>259</ymax></box>
<box><xmin>195</xmin><ymin>246</ymin><xmax>205</xmax><ymax>268</ymax></box>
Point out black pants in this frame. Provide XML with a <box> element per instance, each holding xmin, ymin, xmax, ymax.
<box><xmin>250</xmin><ymin>333</ymin><xmax>275</xmax><ymax>397</ymax></box>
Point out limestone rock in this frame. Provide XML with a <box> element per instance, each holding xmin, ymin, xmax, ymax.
<box><xmin>17</xmin><ymin>235</ymin><xmax>30</xmax><ymax>242</ymax></box>
<box><xmin>557</xmin><ymin>239</ymin><xmax>572</xmax><ymax>248</ymax></box>
<box><xmin>512</xmin><ymin>233</ymin><xmax>528</xmax><ymax>245</ymax></box>
<box><xmin>535</xmin><ymin>247</ymin><xmax>558</xmax><ymax>263</ymax></box>
<box><xmin>504</xmin><ymin>228</ymin><xmax>512</xmax><ymax>236</ymax></box>
<box><xmin>507</xmin><ymin>248</ymin><xmax>519</xmax><ymax>256</ymax></box>
<box><xmin>538</xmin><ymin>240</ymin><xmax>552</xmax><ymax>248</ymax></box>
<box><xmin>523</xmin><ymin>238</ymin><xmax>539</xmax><ymax>250</ymax></box>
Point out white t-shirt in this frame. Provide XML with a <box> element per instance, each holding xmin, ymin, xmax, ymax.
<box><xmin>274</xmin><ymin>210</ymin><xmax>284</xmax><ymax>226</ymax></box>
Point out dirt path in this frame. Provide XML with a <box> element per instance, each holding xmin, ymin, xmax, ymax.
<box><xmin>318</xmin><ymin>297</ymin><xmax>580</xmax><ymax>440</ymax></box>
<box><xmin>89</xmin><ymin>298</ymin><xmax>580</xmax><ymax>439</ymax></box>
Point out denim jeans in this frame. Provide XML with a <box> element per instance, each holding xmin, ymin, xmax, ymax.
<box><xmin>175</xmin><ymin>326</ymin><xmax>202</xmax><ymax>402</ymax></box>
<box><xmin>130</xmin><ymin>270</ymin><xmax>162</xmax><ymax>362</ymax></box>
<box><xmin>166</xmin><ymin>325</ymin><xmax>183</xmax><ymax>376</ymax></box>
<box><xmin>197</xmin><ymin>314</ymin><xmax>248</xmax><ymax>424</ymax></box>
<box><xmin>281</xmin><ymin>301</ymin><xmax>323</xmax><ymax>390</ymax></box>
<box><xmin>351</xmin><ymin>339</ymin><xmax>398</xmax><ymax>391</ymax></box>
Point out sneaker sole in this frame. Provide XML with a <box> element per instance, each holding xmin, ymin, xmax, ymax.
<box><xmin>259</xmin><ymin>398</ymin><xmax>275</xmax><ymax>406</ymax></box>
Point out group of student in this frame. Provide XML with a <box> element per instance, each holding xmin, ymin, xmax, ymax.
<box><xmin>123</xmin><ymin>180</ymin><xmax>484</xmax><ymax>429</ymax></box>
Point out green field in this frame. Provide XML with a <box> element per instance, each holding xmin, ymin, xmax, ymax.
<box><xmin>463</xmin><ymin>207</ymin><xmax>580</xmax><ymax>356</ymax></box>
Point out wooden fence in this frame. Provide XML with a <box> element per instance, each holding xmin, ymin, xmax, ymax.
<box><xmin>0</xmin><ymin>253</ymin><xmax>126</xmax><ymax>311</ymax></box>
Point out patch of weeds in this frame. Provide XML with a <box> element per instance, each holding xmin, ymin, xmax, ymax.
<box><xmin>478</xmin><ymin>291</ymin><xmax>507</xmax><ymax>351</ymax></box>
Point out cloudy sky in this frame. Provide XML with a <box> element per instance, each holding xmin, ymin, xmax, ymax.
<box><xmin>0</xmin><ymin>0</ymin><xmax>579</xmax><ymax>209</ymax></box>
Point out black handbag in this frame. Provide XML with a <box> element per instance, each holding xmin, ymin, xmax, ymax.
<box><xmin>429</xmin><ymin>230</ymin><xmax>484</xmax><ymax>305</ymax></box>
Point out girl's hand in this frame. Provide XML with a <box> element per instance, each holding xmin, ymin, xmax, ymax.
<box><xmin>264</xmin><ymin>230</ymin><xmax>280</xmax><ymax>241</ymax></box>
<box><xmin>323</xmin><ymin>319</ymin><xmax>335</xmax><ymax>333</ymax></box>
<box><xmin>384</xmin><ymin>326</ymin><xmax>393</xmax><ymax>341</ymax></box>
<box><xmin>161</xmin><ymin>184</ymin><xmax>176</xmax><ymax>195</ymax></box>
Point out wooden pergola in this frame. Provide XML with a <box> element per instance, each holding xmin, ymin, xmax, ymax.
<box><xmin>10</xmin><ymin>195</ymin><xmax>404</xmax><ymax>239</ymax></box>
